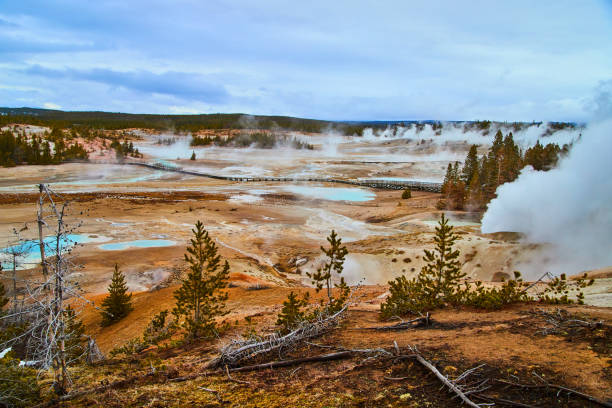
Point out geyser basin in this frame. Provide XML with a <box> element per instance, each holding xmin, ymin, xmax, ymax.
<box><xmin>98</xmin><ymin>239</ymin><xmax>176</xmax><ymax>251</ymax></box>
<box><xmin>282</xmin><ymin>185</ymin><xmax>375</xmax><ymax>202</ymax></box>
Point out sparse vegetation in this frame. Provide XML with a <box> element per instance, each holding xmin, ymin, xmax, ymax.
<box><xmin>381</xmin><ymin>215</ymin><xmax>593</xmax><ymax>318</ymax></box>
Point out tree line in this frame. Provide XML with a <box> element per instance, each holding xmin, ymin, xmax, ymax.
<box><xmin>440</xmin><ymin>130</ymin><xmax>570</xmax><ymax>210</ymax></box>
<box><xmin>0</xmin><ymin>128</ymin><xmax>88</xmax><ymax>167</ymax></box>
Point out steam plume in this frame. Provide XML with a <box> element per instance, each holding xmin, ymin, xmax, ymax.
<box><xmin>481</xmin><ymin>119</ymin><xmax>612</xmax><ymax>277</ymax></box>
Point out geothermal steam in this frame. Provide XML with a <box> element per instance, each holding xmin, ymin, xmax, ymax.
<box><xmin>481</xmin><ymin>119</ymin><xmax>612</xmax><ymax>277</ymax></box>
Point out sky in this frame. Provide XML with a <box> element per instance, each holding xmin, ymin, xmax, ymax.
<box><xmin>1</xmin><ymin>0</ymin><xmax>611</xmax><ymax>121</ymax></box>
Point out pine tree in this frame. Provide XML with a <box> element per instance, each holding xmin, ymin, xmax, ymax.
<box><xmin>401</xmin><ymin>188</ymin><xmax>411</xmax><ymax>199</ymax></box>
<box><xmin>441</xmin><ymin>163</ymin><xmax>453</xmax><ymax>195</ymax></box>
<box><xmin>419</xmin><ymin>214</ymin><xmax>465</xmax><ymax>304</ymax></box>
<box><xmin>501</xmin><ymin>133</ymin><xmax>521</xmax><ymax>183</ymax></box>
<box><xmin>173</xmin><ymin>221</ymin><xmax>230</xmax><ymax>338</ymax></box>
<box><xmin>63</xmin><ymin>305</ymin><xmax>86</xmax><ymax>362</ymax></box>
<box><xmin>100</xmin><ymin>264</ymin><xmax>133</xmax><ymax>326</ymax></box>
<box><xmin>380</xmin><ymin>214</ymin><xmax>466</xmax><ymax>317</ymax></box>
<box><xmin>307</xmin><ymin>230</ymin><xmax>349</xmax><ymax>314</ymax></box>
<box><xmin>276</xmin><ymin>291</ymin><xmax>309</xmax><ymax>334</ymax></box>
<box><xmin>190</xmin><ymin>151</ymin><xmax>196</xmax><ymax>160</ymax></box>
<box><xmin>461</xmin><ymin>144</ymin><xmax>479</xmax><ymax>185</ymax></box>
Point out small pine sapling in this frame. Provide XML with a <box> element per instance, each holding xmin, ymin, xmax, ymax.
<box><xmin>276</xmin><ymin>291</ymin><xmax>310</xmax><ymax>334</ymax></box>
<box><xmin>381</xmin><ymin>214</ymin><xmax>466</xmax><ymax>317</ymax></box>
<box><xmin>418</xmin><ymin>213</ymin><xmax>466</xmax><ymax>306</ymax></box>
<box><xmin>401</xmin><ymin>188</ymin><xmax>411</xmax><ymax>199</ymax></box>
<box><xmin>307</xmin><ymin>230</ymin><xmax>350</xmax><ymax>314</ymax></box>
<box><xmin>538</xmin><ymin>273</ymin><xmax>594</xmax><ymax>305</ymax></box>
<box><xmin>100</xmin><ymin>264</ymin><xmax>133</xmax><ymax>326</ymax></box>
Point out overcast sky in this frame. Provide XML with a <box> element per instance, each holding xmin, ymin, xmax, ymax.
<box><xmin>1</xmin><ymin>0</ymin><xmax>611</xmax><ymax>121</ymax></box>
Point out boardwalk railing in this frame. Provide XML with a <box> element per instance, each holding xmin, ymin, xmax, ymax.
<box><xmin>92</xmin><ymin>160</ymin><xmax>442</xmax><ymax>193</ymax></box>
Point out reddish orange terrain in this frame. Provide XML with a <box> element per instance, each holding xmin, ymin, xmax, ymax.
<box><xmin>52</xmin><ymin>284</ymin><xmax>611</xmax><ymax>408</ymax></box>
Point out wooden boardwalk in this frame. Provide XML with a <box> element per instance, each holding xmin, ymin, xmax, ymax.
<box><xmin>125</xmin><ymin>161</ymin><xmax>442</xmax><ymax>193</ymax></box>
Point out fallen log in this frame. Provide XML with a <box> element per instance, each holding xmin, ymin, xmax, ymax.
<box><xmin>358</xmin><ymin>313</ymin><xmax>431</xmax><ymax>331</ymax></box>
<box><xmin>229</xmin><ymin>351</ymin><xmax>354</xmax><ymax>373</ymax></box>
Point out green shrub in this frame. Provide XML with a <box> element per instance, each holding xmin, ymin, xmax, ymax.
<box><xmin>401</xmin><ymin>188</ymin><xmax>411</xmax><ymax>199</ymax></box>
<box><xmin>0</xmin><ymin>351</ymin><xmax>41</xmax><ymax>407</ymax></box>
<box><xmin>538</xmin><ymin>273</ymin><xmax>594</xmax><ymax>305</ymax></box>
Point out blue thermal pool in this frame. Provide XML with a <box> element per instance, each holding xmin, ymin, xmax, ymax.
<box><xmin>98</xmin><ymin>239</ymin><xmax>176</xmax><ymax>251</ymax></box>
<box><xmin>0</xmin><ymin>234</ymin><xmax>105</xmax><ymax>270</ymax></box>
<box><xmin>282</xmin><ymin>185</ymin><xmax>375</xmax><ymax>202</ymax></box>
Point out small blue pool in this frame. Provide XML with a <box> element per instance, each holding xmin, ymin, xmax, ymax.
<box><xmin>99</xmin><ymin>239</ymin><xmax>176</xmax><ymax>251</ymax></box>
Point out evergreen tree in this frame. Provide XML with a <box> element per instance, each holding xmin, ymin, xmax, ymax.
<box><xmin>173</xmin><ymin>221</ymin><xmax>230</xmax><ymax>338</ymax></box>
<box><xmin>190</xmin><ymin>151</ymin><xmax>196</xmax><ymax>160</ymax></box>
<box><xmin>419</xmin><ymin>214</ymin><xmax>465</xmax><ymax>303</ymax></box>
<box><xmin>307</xmin><ymin>230</ymin><xmax>350</xmax><ymax>314</ymax></box>
<box><xmin>501</xmin><ymin>133</ymin><xmax>521</xmax><ymax>183</ymax></box>
<box><xmin>381</xmin><ymin>214</ymin><xmax>466</xmax><ymax>317</ymax></box>
<box><xmin>276</xmin><ymin>291</ymin><xmax>309</xmax><ymax>334</ymax></box>
<box><xmin>401</xmin><ymin>188</ymin><xmax>411</xmax><ymax>199</ymax></box>
<box><xmin>63</xmin><ymin>305</ymin><xmax>86</xmax><ymax>362</ymax></box>
<box><xmin>441</xmin><ymin>163</ymin><xmax>453</xmax><ymax>195</ymax></box>
<box><xmin>461</xmin><ymin>144</ymin><xmax>479</xmax><ymax>185</ymax></box>
<box><xmin>100</xmin><ymin>264</ymin><xmax>133</xmax><ymax>326</ymax></box>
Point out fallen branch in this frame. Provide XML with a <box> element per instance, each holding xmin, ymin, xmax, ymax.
<box><xmin>531</xmin><ymin>308</ymin><xmax>604</xmax><ymax>335</ymax></box>
<box><xmin>225</xmin><ymin>364</ymin><xmax>251</xmax><ymax>384</ymax></box>
<box><xmin>412</xmin><ymin>349</ymin><xmax>483</xmax><ymax>408</ymax></box>
<box><xmin>495</xmin><ymin>379</ymin><xmax>612</xmax><ymax>408</ymax></box>
<box><xmin>358</xmin><ymin>313</ymin><xmax>432</xmax><ymax>331</ymax></box>
<box><xmin>229</xmin><ymin>351</ymin><xmax>354</xmax><ymax>373</ymax></box>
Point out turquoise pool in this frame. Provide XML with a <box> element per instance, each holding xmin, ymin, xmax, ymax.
<box><xmin>98</xmin><ymin>239</ymin><xmax>176</xmax><ymax>251</ymax></box>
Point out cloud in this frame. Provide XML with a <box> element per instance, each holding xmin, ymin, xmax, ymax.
<box><xmin>42</xmin><ymin>102</ymin><xmax>61</xmax><ymax>109</ymax></box>
<box><xmin>1</xmin><ymin>1</ymin><xmax>611</xmax><ymax>119</ymax></box>
<box><xmin>23</xmin><ymin>65</ymin><xmax>229</xmax><ymax>103</ymax></box>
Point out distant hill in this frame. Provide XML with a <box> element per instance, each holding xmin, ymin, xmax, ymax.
<box><xmin>0</xmin><ymin>107</ymin><xmax>370</xmax><ymax>134</ymax></box>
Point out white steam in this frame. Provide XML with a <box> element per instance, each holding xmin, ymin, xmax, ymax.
<box><xmin>481</xmin><ymin>119</ymin><xmax>612</xmax><ymax>277</ymax></box>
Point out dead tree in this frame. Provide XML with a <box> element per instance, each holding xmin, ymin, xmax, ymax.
<box><xmin>209</xmin><ymin>304</ymin><xmax>349</xmax><ymax>369</ymax></box>
<box><xmin>0</xmin><ymin>184</ymin><xmax>89</xmax><ymax>396</ymax></box>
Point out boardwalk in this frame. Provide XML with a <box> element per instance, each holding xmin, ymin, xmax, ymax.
<box><xmin>124</xmin><ymin>161</ymin><xmax>442</xmax><ymax>193</ymax></box>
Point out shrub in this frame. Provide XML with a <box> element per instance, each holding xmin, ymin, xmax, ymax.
<box><xmin>401</xmin><ymin>188</ymin><xmax>411</xmax><ymax>199</ymax></box>
<box><xmin>0</xmin><ymin>352</ymin><xmax>41</xmax><ymax>407</ymax></box>
<box><xmin>538</xmin><ymin>273</ymin><xmax>594</xmax><ymax>305</ymax></box>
